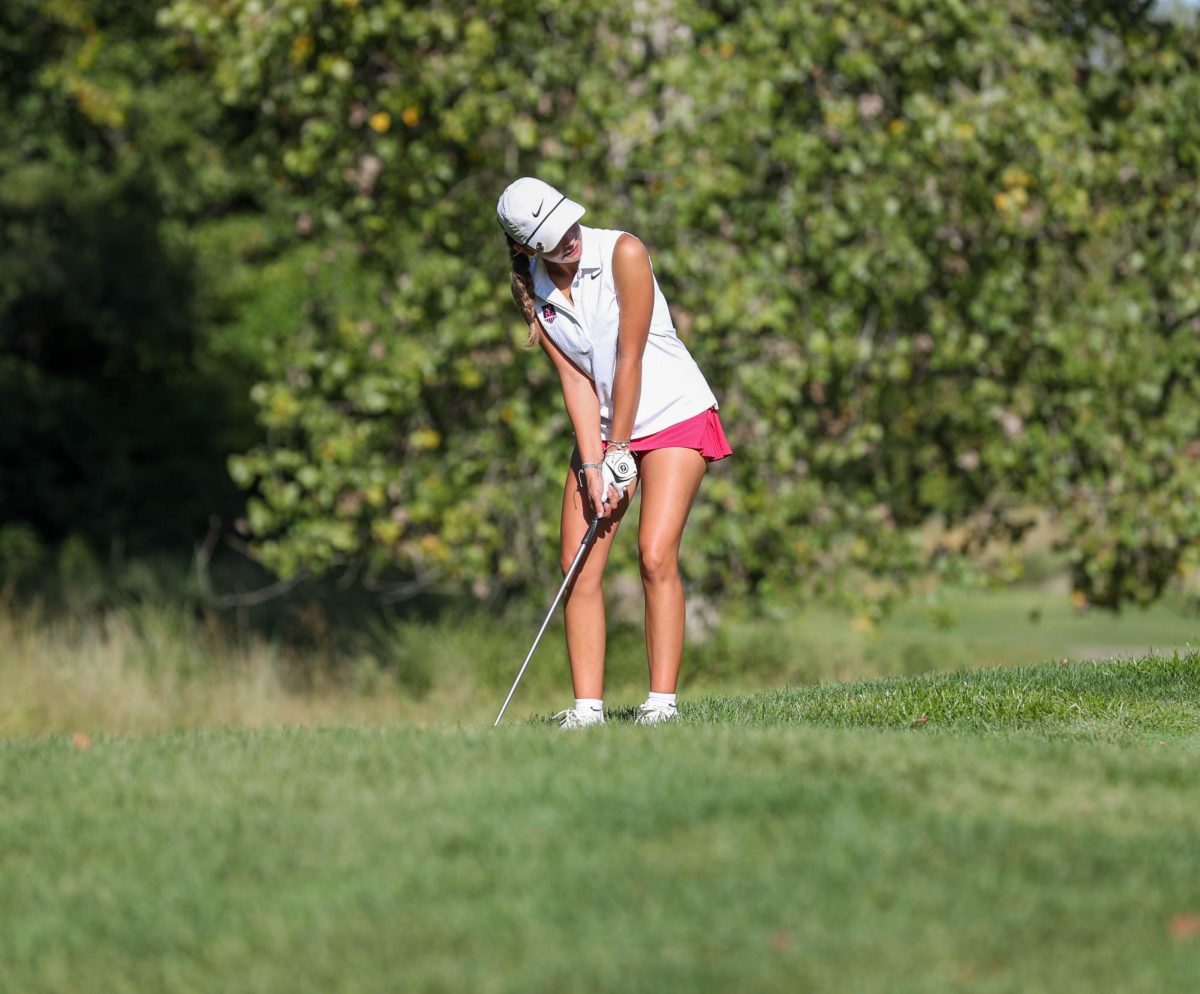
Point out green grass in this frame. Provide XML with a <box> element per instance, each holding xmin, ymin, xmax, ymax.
<box><xmin>687</xmin><ymin>654</ymin><xmax>1200</xmax><ymax>735</ymax></box>
<box><xmin>3</xmin><ymin>655</ymin><xmax>1199</xmax><ymax>993</ymax></box>
<box><xmin>3</xmin><ymin>578</ymin><xmax>1197</xmax><ymax>733</ymax></box>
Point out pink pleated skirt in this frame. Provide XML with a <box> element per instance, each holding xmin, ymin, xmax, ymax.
<box><xmin>605</xmin><ymin>407</ymin><xmax>733</xmax><ymax>462</ymax></box>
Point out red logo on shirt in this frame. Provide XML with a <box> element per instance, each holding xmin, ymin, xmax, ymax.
<box><xmin>542</xmin><ymin>303</ymin><xmax>557</xmax><ymax>324</ymax></box>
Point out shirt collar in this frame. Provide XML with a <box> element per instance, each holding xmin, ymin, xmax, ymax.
<box><xmin>531</xmin><ymin>257</ymin><xmax>554</xmax><ymax>301</ymax></box>
<box><xmin>578</xmin><ymin>226</ymin><xmax>604</xmax><ymax>278</ymax></box>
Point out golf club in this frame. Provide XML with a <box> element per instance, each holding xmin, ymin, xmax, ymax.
<box><xmin>493</xmin><ymin>513</ymin><xmax>602</xmax><ymax>727</ymax></box>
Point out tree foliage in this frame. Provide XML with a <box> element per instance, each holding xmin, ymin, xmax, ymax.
<box><xmin>7</xmin><ymin>0</ymin><xmax>1200</xmax><ymax>611</ymax></box>
<box><xmin>0</xmin><ymin>0</ymin><xmax>268</xmax><ymax>553</ymax></box>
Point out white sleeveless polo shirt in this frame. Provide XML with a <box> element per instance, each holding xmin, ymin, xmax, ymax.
<box><xmin>530</xmin><ymin>226</ymin><xmax>718</xmax><ymax>440</ymax></box>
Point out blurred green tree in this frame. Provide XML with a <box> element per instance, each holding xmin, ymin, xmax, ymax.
<box><xmin>0</xmin><ymin>0</ymin><xmax>260</xmax><ymax>553</ymax></box>
<box><xmin>30</xmin><ymin>0</ymin><xmax>1200</xmax><ymax>612</ymax></box>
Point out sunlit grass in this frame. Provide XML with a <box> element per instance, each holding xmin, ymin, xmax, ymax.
<box><xmin>685</xmin><ymin>653</ymin><xmax>1200</xmax><ymax>737</ymax></box>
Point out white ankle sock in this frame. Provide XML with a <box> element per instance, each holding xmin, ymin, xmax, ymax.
<box><xmin>646</xmin><ymin>692</ymin><xmax>677</xmax><ymax>708</ymax></box>
<box><xmin>575</xmin><ymin>698</ymin><xmax>604</xmax><ymax>713</ymax></box>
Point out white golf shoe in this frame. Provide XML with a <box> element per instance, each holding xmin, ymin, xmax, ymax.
<box><xmin>553</xmin><ymin>706</ymin><xmax>606</xmax><ymax>730</ymax></box>
<box><xmin>635</xmin><ymin>702</ymin><xmax>679</xmax><ymax>726</ymax></box>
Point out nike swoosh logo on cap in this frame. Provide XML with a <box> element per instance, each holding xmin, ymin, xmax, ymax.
<box><xmin>532</xmin><ymin>199</ymin><xmax>545</xmax><ymax>217</ymax></box>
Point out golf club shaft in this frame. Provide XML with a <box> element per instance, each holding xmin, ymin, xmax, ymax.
<box><xmin>493</xmin><ymin>515</ymin><xmax>602</xmax><ymax>727</ymax></box>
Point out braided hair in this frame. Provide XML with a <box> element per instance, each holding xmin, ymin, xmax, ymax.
<box><xmin>506</xmin><ymin>235</ymin><xmax>541</xmax><ymax>348</ymax></box>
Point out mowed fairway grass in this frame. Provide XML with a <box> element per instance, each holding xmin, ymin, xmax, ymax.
<box><xmin>3</xmin><ymin>656</ymin><xmax>1200</xmax><ymax>994</ymax></box>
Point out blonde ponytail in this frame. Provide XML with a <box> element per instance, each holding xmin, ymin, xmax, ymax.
<box><xmin>507</xmin><ymin>235</ymin><xmax>541</xmax><ymax>348</ymax></box>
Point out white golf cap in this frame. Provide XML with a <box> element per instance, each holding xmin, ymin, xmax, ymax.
<box><xmin>496</xmin><ymin>177</ymin><xmax>586</xmax><ymax>254</ymax></box>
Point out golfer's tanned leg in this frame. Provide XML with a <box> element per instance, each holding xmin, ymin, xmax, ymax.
<box><xmin>559</xmin><ymin>454</ymin><xmax>636</xmax><ymax>700</ymax></box>
<box><xmin>636</xmin><ymin>447</ymin><xmax>707</xmax><ymax>694</ymax></box>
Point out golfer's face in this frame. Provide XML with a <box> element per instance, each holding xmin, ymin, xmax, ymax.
<box><xmin>542</xmin><ymin>222</ymin><xmax>582</xmax><ymax>264</ymax></box>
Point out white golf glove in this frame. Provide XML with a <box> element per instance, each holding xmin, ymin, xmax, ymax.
<box><xmin>601</xmin><ymin>446</ymin><xmax>638</xmax><ymax>500</ymax></box>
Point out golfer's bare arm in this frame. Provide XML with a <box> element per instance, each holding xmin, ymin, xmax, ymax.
<box><xmin>607</xmin><ymin>234</ymin><xmax>653</xmax><ymax>444</ymax></box>
<box><xmin>539</xmin><ymin>329</ymin><xmax>604</xmax><ymax>466</ymax></box>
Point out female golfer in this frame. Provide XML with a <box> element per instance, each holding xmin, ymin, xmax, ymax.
<box><xmin>497</xmin><ymin>177</ymin><xmax>732</xmax><ymax>728</ymax></box>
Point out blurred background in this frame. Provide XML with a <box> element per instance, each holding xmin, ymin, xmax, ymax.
<box><xmin>2</xmin><ymin>0</ymin><xmax>1198</xmax><ymax>732</ymax></box>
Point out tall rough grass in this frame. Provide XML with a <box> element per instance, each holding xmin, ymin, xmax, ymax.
<box><xmin>2</xmin><ymin>579</ymin><xmax>1196</xmax><ymax>735</ymax></box>
<box><xmin>0</xmin><ymin>604</ymin><xmax>416</xmax><ymax>735</ymax></box>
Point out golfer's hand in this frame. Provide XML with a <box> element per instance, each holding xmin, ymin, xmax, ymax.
<box><xmin>601</xmin><ymin>447</ymin><xmax>638</xmax><ymax>503</ymax></box>
<box><xmin>582</xmin><ymin>466</ymin><xmax>621</xmax><ymax>518</ymax></box>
